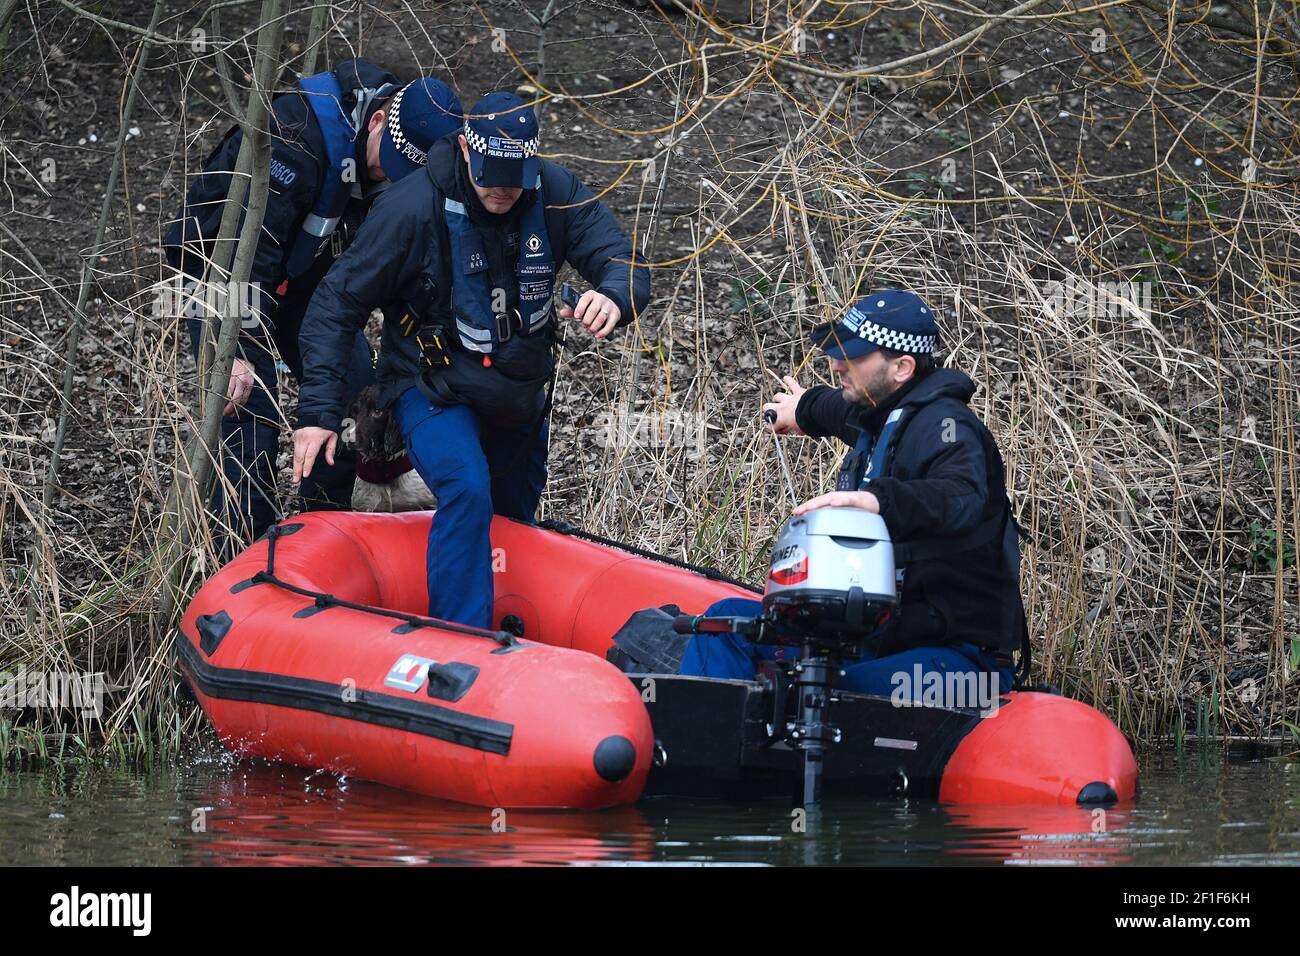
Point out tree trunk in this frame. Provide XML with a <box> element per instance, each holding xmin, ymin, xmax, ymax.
<box><xmin>157</xmin><ymin>0</ymin><xmax>288</xmax><ymax>624</ymax></box>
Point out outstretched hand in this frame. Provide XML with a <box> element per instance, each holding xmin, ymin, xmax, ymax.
<box><xmin>761</xmin><ymin>375</ymin><xmax>806</xmax><ymax>435</ymax></box>
<box><xmin>293</xmin><ymin>427</ymin><xmax>337</xmax><ymax>483</ymax></box>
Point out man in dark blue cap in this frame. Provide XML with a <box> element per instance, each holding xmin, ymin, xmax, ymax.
<box><xmin>674</xmin><ymin>289</ymin><xmax>1027</xmax><ymax>697</ymax></box>
<box><xmin>293</xmin><ymin>91</ymin><xmax>651</xmax><ymax>629</ymax></box>
<box><xmin>165</xmin><ymin>65</ymin><xmax>462</xmax><ymax>549</ymax></box>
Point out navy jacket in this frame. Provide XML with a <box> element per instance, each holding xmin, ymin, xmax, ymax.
<box><xmin>163</xmin><ymin>59</ymin><xmax>399</xmax><ymax>352</ymax></box>
<box><xmin>796</xmin><ymin>368</ymin><xmax>1024</xmax><ymax>657</ymax></box>
<box><xmin>297</xmin><ymin>135</ymin><xmax>652</xmax><ymax>430</ymax></box>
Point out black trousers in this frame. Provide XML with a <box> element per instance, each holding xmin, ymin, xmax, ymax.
<box><xmin>187</xmin><ymin>298</ymin><xmax>372</xmax><ymax>551</ymax></box>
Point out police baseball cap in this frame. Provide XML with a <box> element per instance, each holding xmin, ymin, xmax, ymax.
<box><xmin>809</xmin><ymin>289</ymin><xmax>939</xmax><ymax>360</ymax></box>
<box><xmin>379</xmin><ymin>78</ymin><xmax>463</xmax><ymax>183</ymax></box>
<box><xmin>463</xmin><ymin>92</ymin><xmax>541</xmax><ymax>188</ymax></box>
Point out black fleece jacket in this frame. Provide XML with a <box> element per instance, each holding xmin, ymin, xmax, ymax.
<box><xmin>794</xmin><ymin>369</ymin><xmax>1021</xmax><ymax>656</ymax></box>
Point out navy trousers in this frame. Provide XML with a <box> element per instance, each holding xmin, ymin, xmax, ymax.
<box><xmin>394</xmin><ymin>386</ymin><xmax>549</xmax><ymax>628</ymax></box>
<box><xmin>680</xmin><ymin>597</ymin><xmax>1014</xmax><ymax>699</ymax></box>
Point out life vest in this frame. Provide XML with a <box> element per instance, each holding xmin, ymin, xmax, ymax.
<box><xmin>836</xmin><ymin>406</ymin><xmax>909</xmax><ymax>492</ymax></box>
<box><xmin>284</xmin><ymin>68</ymin><xmax>397</xmax><ymax>278</ymax></box>
<box><xmin>439</xmin><ymin>172</ymin><xmax>556</xmax><ymax>354</ymax></box>
<box><xmin>836</xmin><ymin>403</ymin><xmax>1011</xmax><ymax>563</ymax></box>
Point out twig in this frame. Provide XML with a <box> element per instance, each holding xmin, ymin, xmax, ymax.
<box><xmin>36</xmin><ymin>0</ymin><xmax>165</xmax><ymax>539</ymax></box>
<box><xmin>56</xmin><ymin>0</ymin><xmax>174</xmax><ymax>44</ymax></box>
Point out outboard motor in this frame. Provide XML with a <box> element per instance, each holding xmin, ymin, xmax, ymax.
<box><xmin>675</xmin><ymin>507</ymin><xmax>898</xmax><ymax>807</ymax></box>
<box><xmin>762</xmin><ymin>507</ymin><xmax>897</xmax><ymax>652</ymax></box>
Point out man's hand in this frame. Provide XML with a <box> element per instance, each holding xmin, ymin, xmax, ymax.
<box><xmin>293</xmin><ymin>427</ymin><xmax>337</xmax><ymax>483</ymax></box>
<box><xmin>762</xmin><ymin>374</ymin><xmax>807</xmax><ymax>435</ymax></box>
<box><xmin>223</xmin><ymin>358</ymin><xmax>257</xmax><ymax>417</ymax></box>
<box><xmin>793</xmin><ymin>490</ymin><xmax>880</xmax><ymax>516</ymax></box>
<box><xmin>561</xmin><ymin>289</ymin><xmax>620</xmax><ymax>339</ymax></box>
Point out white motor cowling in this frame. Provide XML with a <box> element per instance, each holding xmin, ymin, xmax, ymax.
<box><xmin>762</xmin><ymin>507</ymin><xmax>897</xmax><ymax>646</ymax></box>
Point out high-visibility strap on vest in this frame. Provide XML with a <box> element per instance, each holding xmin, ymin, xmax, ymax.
<box><xmin>440</xmin><ymin>174</ymin><xmax>556</xmax><ymax>353</ymax></box>
<box><xmin>283</xmin><ymin>69</ymin><xmax>396</xmax><ymax>278</ymax></box>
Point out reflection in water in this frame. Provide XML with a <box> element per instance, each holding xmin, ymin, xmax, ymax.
<box><xmin>192</xmin><ymin>768</ymin><xmax>656</xmax><ymax>866</ymax></box>
<box><xmin>0</xmin><ymin>750</ymin><xmax>1296</xmax><ymax>866</ymax></box>
<box><xmin>937</xmin><ymin>804</ymin><xmax>1136</xmax><ymax>865</ymax></box>
<box><xmin>194</xmin><ymin>775</ymin><xmax>1140</xmax><ymax>867</ymax></box>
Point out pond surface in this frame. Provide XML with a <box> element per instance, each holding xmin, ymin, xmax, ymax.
<box><xmin>1</xmin><ymin>746</ymin><xmax>1297</xmax><ymax>866</ymax></box>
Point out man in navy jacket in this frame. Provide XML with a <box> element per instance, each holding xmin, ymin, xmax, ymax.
<box><xmin>294</xmin><ymin>92</ymin><xmax>651</xmax><ymax>628</ymax></box>
<box><xmin>164</xmin><ymin>62</ymin><xmax>461</xmax><ymax>546</ymax></box>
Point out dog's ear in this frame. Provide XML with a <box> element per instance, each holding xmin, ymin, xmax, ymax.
<box><xmin>347</xmin><ymin>385</ymin><xmax>376</xmax><ymax>418</ymax></box>
<box><xmin>381</xmin><ymin>410</ymin><xmax>406</xmax><ymax>458</ymax></box>
<box><xmin>352</xmin><ymin>385</ymin><xmax>377</xmax><ymax>410</ymax></box>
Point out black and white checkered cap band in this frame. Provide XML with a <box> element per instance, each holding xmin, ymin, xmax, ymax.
<box><xmin>843</xmin><ymin>306</ymin><xmax>936</xmax><ymax>353</ymax></box>
<box><xmin>386</xmin><ymin>85</ymin><xmax>428</xmax><ymax>167</ymax></box>
<box><xmin>463</xmin><ymin>124</ymin><xmax>539</xmax><ymax>159</ymax></box>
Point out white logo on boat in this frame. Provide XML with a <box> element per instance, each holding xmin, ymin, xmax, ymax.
<box><xmin>384</xmin><ymin>654</ymin><xmax>438</xmax><ymax>692</ymax></box>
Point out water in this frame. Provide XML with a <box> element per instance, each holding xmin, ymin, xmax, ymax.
<box><xmin>1</xmin><ymin>748</ymin><xmax>1296</xmax><ymax>866</ymax></box>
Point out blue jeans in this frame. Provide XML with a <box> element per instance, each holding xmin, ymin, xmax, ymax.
<box><xmin>394</xmin><ymin>386</ymin><xmax>548</xmax><ymax>628</ymax></box>
<box><xmin>680</xmin><ymin>597</ymin><xmax>1014</xmax><ymax>698</ymax></box>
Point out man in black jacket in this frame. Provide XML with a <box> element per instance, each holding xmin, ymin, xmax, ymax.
<box><xmin>293</xmin><ymin>92</ymin><xmax>651</xmax><ymax>628</ymax></box>
<box><xmin>678</xmin><ymin>289</ymin><xmax>1025</xmax><ymax>698</ymax></box>
<box><xmin>164</xmin><ymin>62</ymin><xmax>461</xmax><ymax>546</ymax></box>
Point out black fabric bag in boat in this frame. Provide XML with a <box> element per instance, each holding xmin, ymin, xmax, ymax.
<box><xmin>606</xmin><ymin>605</ymin><xmax>689</xmax><ymax>674</ymax></box>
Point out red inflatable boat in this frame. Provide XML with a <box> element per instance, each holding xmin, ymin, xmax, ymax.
<box><xmin>176</xmin><ymin>511</ymin><xmax>1137</xmax><ymax>809</ymax></box>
